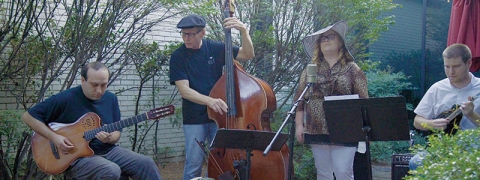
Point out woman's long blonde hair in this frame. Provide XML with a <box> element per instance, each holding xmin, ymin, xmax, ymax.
<box><xmin>311</xmin><ymin>31</ymin><xmax>354</xmax><ymax>65</ymax></box>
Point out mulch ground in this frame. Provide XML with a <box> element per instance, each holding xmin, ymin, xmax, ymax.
<box><xmin>159</xmin><ymin>161</ymin><xmax>207</xmax><ymax>180</ymax></box>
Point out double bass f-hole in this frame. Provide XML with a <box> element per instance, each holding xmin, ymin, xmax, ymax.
<box><xmin>217</xmin><ymin>149</ymin><xmax>226</xmax><ymax>158</ymax></box>
<box><xmin>246</xmin><ymin>124</ymin><xmax>257</xmax><ymax>130</ymax></box>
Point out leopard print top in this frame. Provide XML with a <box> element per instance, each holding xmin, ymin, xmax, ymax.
<box><xmin>295</xmin><ymin>60</ymin><xmax>368</xmax><ymax>135</ymax></box>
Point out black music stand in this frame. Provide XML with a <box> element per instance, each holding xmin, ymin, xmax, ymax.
<box><xmin>210</xmin><ymin>129</ymin><xmax>289</xmax><ymax>180</ymax></box>
<box><xmin>323</xmin><ymin>96</ymin><xmax>409</xmax><ymax>180</ymax></box>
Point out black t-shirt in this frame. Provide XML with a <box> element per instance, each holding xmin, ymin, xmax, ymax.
<box><xmin>28</xmin><ymin>86</ymin><xmax>121</xmax><ymax>155</ymax></box>
<box><xmin>169</xmin><ymin>39</ymin><xmax>239</xmax><ymax>124</ymax></box>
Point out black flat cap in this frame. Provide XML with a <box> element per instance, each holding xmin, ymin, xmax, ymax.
<box><xmin>177</xmin><ymin>14</ymin><xmax>206</xmax><ymax>29</ymax></box>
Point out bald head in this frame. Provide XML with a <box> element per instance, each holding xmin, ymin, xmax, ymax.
<box><xmin>81</xmin><ymin>62</ymin><xmax>109</xmax><ymax>81</ymax></box>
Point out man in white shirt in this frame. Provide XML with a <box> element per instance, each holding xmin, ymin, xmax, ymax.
<box><xmin>409</xmin><ymin>43</ymin><xmax>480</xmax><ymax>170</ymax></box>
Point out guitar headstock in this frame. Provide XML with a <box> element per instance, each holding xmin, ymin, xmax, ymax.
<box><xmin>224</xmin><ymin>0</ymin><xmax>235</xmax><ymax>17</ymax></box>
<box><xmin>147</xmin><ymin>105</ymin><xmax>175</xmax><ymax>119</ymax></box>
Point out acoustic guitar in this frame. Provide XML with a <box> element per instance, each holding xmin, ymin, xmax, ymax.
<box><xmin>437</xmin><ymin>93</ymin><xmax>480</xmax><ymax>135</ymax></box>
<box><xmin>31</xmin><ymin>105</ymin><xmax>175</xmax><ymax>175</ymax></box>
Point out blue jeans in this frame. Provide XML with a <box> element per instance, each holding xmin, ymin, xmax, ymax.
<box><xmin>182</xmin><ymin>122</ymin><xmax>218</xmax><ymax>180</ymax></box>
<box><xmin>409</xmin><ymin>151</ymin><xmax>426</xmax><ymax>170</ymax></box>
<box><xmin>69</xmin><ymin>146</ymin><xmax>162</xmax><ymax>180</ymax></box>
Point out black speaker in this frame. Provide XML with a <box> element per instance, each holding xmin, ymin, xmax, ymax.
<box><xmin>391</xmin><ymin>154</ymin><xmax>413</xmax><ymax>180</ymax></box>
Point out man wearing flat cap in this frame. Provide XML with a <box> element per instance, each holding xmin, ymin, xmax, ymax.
<box><xmin>169</xmin><ymin>14</ymin><xmax>254</xmax><ymax>180</ymax></box>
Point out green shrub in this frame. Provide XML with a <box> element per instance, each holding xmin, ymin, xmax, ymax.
<box><xmin>293</xmin><ymin>143</ymin><xmax>316</xmax><ymax>180</ymax></box>
<box><xmin>1</xmin><ymin>110</ymin><xmax>102</xmax><ymax>179</ymax></box>
<box><xmin>406</xmin><ymin>128</ymin><xmax>480</xmax><ymax>179</ymax></box>
<box><xmin>0</xmin><ymin>110</ymin><xmax>30</xmax><ymax>179</ymax></box>
<box><xmin>364</xmin><ymin>64</ymin><xmax>416</xmax><ymax>164</ymax></box>
<box><xmin>370</xmin><ymin>141</ymin><xmax>410</xmax><ymax>163</ymax></box>
<box><xmin>365</xmin><ymin>66</ymin><xmax>413</xmax><ymax>98</ymax></box>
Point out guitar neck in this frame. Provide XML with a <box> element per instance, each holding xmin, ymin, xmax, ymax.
<box><xmin>83</xmin><ymin>113</ymin><xmax>148</xmax><ymax>141</ymax></box>
<box><xmin>446</xmin><ymin>108</ymin><xmax>462</xmax><ymax>120</ymax></box>
<box><xmin>445</xmin><ymin>94</ymin><xmax>480</xmax><ymax>120</ymax></box>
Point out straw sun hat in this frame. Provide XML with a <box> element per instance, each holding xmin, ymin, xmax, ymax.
<box><xmin>302</xmin><ymin>20</ymin><xmax>350</xmax><ymax>59</ymax></box>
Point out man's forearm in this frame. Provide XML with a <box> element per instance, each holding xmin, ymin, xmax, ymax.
<box><xmin>465</xmin><ymin>112</ymin><xmax>480</xmax><ymax>127</ymax></box>
<box><xmin>413</xmin><ymin>115</ymin><xmax>431</xmax><ymax>131</ymax></box>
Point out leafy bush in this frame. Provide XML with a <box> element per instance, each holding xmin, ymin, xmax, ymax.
<box><xmin>370</xmin><ymin>141</ymin><xmax>410</xmax><ymax>163</ymax></box>
<box><xmin>365</xmin><ymin>66</ymin><xmax>413</xmax><ymax>98</ymax></box>
<box><xmin>292</xmin><ymin>143</ymin><xmax>316</xmax><ymax>180</ymax></box>
<box><xmin>406</xmin><ymin>128</ymin><xmax>480</xmax><ymax>179</ymax></box>
<box><xmin>369</xmin><ymin>132</ymin><xmax>427</xmax><ymax>164</ymax></box>
<box><xmin>364</xmin><ymin>64</ymin><xmax>416</xmax><ymax>164</ymax></box>
<box><xmin>0</xmin><ymin>110</ymin><xmax>63</xmax><ymax>179</ymax></box>
<box><xmin>0</xmin><ymin>110</ymin><xmax>30</xmax><ymax>179</ymax></box>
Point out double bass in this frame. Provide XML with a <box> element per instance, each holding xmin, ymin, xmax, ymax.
<box><xmin>207</xmin><ymin>0</ymin><xmax>291</xmax><ymax>179</ymax></box>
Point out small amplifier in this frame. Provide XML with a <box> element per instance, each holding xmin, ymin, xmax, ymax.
<box><xmin>391</xmin><ymin>154</ymin><xmax>413</xmax><ymax>180</ymax></box>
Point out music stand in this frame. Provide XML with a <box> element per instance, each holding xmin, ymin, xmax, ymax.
<box><xmin>210</xmin><ymin>129</ymin><xmax>289</xmax><ymax>180</ymax></box>
<box><xmin>323</xmin><ymin>96</ymin><xmax>409</xmax><ymax>180</ymax></box>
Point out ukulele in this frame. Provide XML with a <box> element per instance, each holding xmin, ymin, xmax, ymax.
<box><xmin>437</xmin><ymin>93</ymin><xmax>480</xmax><ymax>135</ymax></box>
<box><xmin>31</xmin><ymin>105</ymin><xmax>175</xmax><ymax>175</ymax></box>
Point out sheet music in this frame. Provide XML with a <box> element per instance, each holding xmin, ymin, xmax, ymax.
<box><xmin>324</xmin><ymin>94</ymin><xmax>359</xmax><ymax>101</ymax></box>
<box><xmin>323</xmin><ymin>94</ymin><xmax>366</xmax><ymax>153</ymax></box>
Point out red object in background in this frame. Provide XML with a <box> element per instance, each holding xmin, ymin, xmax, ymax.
<box><xmin>447</xmin><ymin>0</ymin><xmax>480</xmax><ymax>72</ymax></box>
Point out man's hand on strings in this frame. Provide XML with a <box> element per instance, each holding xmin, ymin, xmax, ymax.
<box><xmin>459</xmin><ymin>96</ymin><xmax>480</xmax><ymax>127</ymax></box>
<box><xmin>95</xmin><ymin>131</ymin><xmax>112</xmax><ymax>143</ymax></box>
<box><xmin>52</xmin><ymin>134</ymin><xmax>74</xmax><ymax>155</ymax></box>
<box><xmin>224</xmin><ymin>17</ymin><xmax>247</xmax><ymax>33</ymax></box>
<box><xmin>460</xmin><ymin>96</ymin><xmax>475</xmax><ymax>116</ymax></box>
<box><xmin>207</xmin><ymin>98</ymin><xmax>228</xmax><ymax>115</ymax></box>
<box><xmin>429</xmin><ymin>118</ymin><xmax>450</xmax><ymax>130</ymax></box>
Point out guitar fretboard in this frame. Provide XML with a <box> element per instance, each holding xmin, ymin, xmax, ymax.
<box><xmin>83</xmin><ymin>113</ymin><xmax>148</xmax><ymax>140</ymax></box>
<box><xmin>446</xmin><ymin>95</ymin><xmax>480</xmax><ymax>120</ymax></box>
<box><xmin>446</xmin><ymin>105</ymin><xmax>462</xmax><ymax>120</ymax></box>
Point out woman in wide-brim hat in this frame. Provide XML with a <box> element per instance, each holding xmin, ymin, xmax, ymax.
<box><xmin>294</xmin><ymin>21</ymin><xmax>369</xmax><ymax>180</ymax></box>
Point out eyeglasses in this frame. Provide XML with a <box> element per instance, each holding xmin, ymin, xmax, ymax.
<box><xmin>319</xmin><ymin>34</ymin><xmax>336</xmax><ymax>43</ymax></box>
<box><xmin>180</xmin><ymin>30</ymin><xmax>202</xmax><ymax>38</ymax></box>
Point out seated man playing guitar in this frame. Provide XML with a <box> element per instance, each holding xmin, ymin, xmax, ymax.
<box><xmin>21</xmin><ymin>62</ymin><xmax>162</xmax><ymax>180</ymax></box>
<box><xmin>409</xmin><ymin>43</ymin><xmax>480</xmax><ymax>170</ymax></box>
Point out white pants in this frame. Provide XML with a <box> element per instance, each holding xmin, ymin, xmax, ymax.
<box><xmin>311</xmin><ymin>144</ymin><xmax>356</xmax><ymax>180</ymax></box>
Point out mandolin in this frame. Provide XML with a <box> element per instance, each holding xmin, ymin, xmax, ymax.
<box><xmin>437</xmin><ymin>93</ymin><xmax>480</xmax><ymax>135</ymax></box>
<box><xmin>31</xmin><ymin>105</ymin><xmax>175</xmax><ymax>174</ymax></box>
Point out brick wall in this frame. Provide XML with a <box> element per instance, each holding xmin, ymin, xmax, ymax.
<box><xmin>0</xmin><ymin>1</ymin><xmax>186</xmax><ymax>162</ymax></box>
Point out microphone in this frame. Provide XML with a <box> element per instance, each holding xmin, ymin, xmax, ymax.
<box><xmin>307</xmin><ymin>63</ymin><xmax>317</xmax><ymax>84</ymax></box>
<box><xmin>306</xmin><ymin>64</ymin><xmax>317</xmax><ymax>101</ymax></box>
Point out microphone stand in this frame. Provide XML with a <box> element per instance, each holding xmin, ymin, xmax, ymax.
<box><xmin>263</xmin><ymin>82</ymin><xmax>313</xmax><ymax>180</ymax></box>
